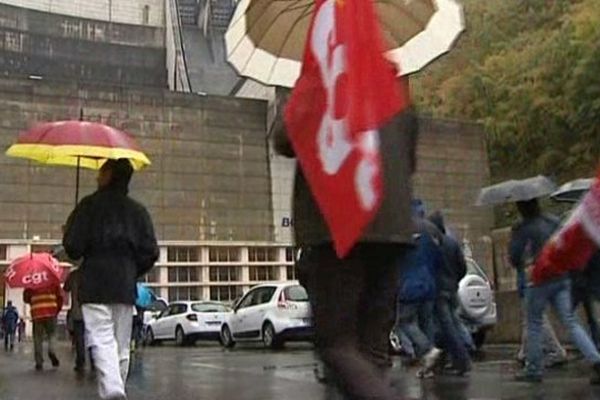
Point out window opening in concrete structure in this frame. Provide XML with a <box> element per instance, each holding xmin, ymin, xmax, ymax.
<box><xmin>209</xmin><ymin>285</ymin><xmax>243</xmax><ymax>302</ymax></box>
<box><xmin>286</xmin><ymin>265</ymin><xmax>297</xmax><ymax>281</ymax></box>
<box><xmin>168</xmin><ymin>286</ymin><xmax>201</xmax><ymax>302</ymax></box>
<box><xmin>139</xmin><ymin>268</ymin><xmax>160</xmax><ymax>283</ymax></box>
<box><xmin>168</xmin><ymin>266</ymin><xmax>201</xmax><ymax>282</ymax></box>
<box><xmin>167</xmin><ymin>246</ymin><xmax>200</xmax><ymax>262</ymax></box>
<box><xmin>143</xmin><ymin>5</ymin><xmax>150</xmax><ymax>25</ymax></box>
<box><xmin>209</xmin><ymin>247</ymin><xmax>240</xmax><ymax>262</ymax></box>
<box><xmin>285</xmin><ymin>247</ymin><xmax>294</xmax><ymax>262</ymax></box>
<box><xmin>0</xmin><ymin>245</ymin><xmax>6</xmax><ymax>260</ymax></box>
<box><xmin>30</xmin><ymin>244</ymin><xmax>54</xmax><ymax>254</ymax></box>
<box><xmin>249</xmin><ymin>265</ymin><xmax>278</xmax><ymax>282</ymax></box>
<box><xmin>209</xmin><ymin>266</ymin><xmax>239</xmax><ymax>282</ymax></box>
<box><xmin>248</xmin><ymin>247</ymin><xmax>278</xmax><ymax>262</ymax></box>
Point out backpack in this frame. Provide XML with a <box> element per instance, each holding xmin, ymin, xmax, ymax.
<box><xmin>397</xmin><ymin>231</ymin><xmax>440</xmax><ymax>303</ymax></box>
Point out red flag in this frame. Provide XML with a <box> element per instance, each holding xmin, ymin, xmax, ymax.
<box><xmin>533</xmin><ymin>169</ymin><xmax>600</xmax><ymax>284</ymax></box>
<box><xmin>284</xmin><ymin>0</ymin><xmax>409</xmax><ymax>257</ymax></box>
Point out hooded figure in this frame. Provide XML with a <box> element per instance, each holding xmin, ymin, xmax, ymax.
<box><xmin>63</xmin><ymin>159</ymin><xmax>158</xmax><ymax>400</ymax></box>
<box><xmin>429</xmin><ymin>211</ymin><xmax>466</xmax><ymax>296</ymax></box>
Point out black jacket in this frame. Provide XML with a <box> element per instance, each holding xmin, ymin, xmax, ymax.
<box><xmin>63</xmin><ymin>185</ymin><xmax>159</xmax><ymax>305</ymax></box>
<box><xmin>429</xmin><ymin>212</ymin><xmax>467</xmax><ymax>295</ymax></box>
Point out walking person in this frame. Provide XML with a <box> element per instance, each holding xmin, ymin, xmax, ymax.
<box><xmin>571</xmin><ymin>252</ymin><xmax>600</xmax><ymax>349</ymax></box>
<box><xmin>512</xmin><ymin>199</ymin><xmax>600</xmax><ymax>382</ymax></box>
<box><xmin>2</xmin><ymin>301</ymin><xmax>19</xmax><ymax>351</ymax></box>
<box><xmin>509</xmin><ymin>199</ymin><xmax>568</xmax><ymax>368</ymax></box>
<box><xmin>428</xmin><ymin>211</ymin><xmax>471</xmax><ymax>376</ymax></box>
<box><xmin>394</xmin><ymin>201</ymin><xmax>444</xmax><ymax>378</ymax></box>
<box><xmin>273</xmin><ymin>92</ymin><xmax>419</xmax><ymax>398</ymax></box>
<box><xmin>531</xmin><ymin>169</ymin><xmax>600</xmax><ymax>383</ymax></box>
<box><xmin>23</xmin><ymin>284</ymin><xmax>63</xmax><ymax>370</ymax></box>
<box><xmin>63</xmin><ymin>159</ymin><xmax>159</xmax><ymax>400</ymax></box>
<box><xmin>17</xmin><ymin>318</ymin><xmax>25</xmax><ymax>342</ymax></box>
<box><xmin>64</xmin><ymin>268</ymin><xmax>95</xmax><ymax>374</ymax></box>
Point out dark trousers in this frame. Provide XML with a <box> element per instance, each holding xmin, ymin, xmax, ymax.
<box><xmin>4</xmin><ymin>326</ymin><xmax>15</xmax><ymax>350</ymax></box>
<box><xmin>33</xmin><ymin>318</ymin><xmax>57</xmax><ymax>366</ymax></box>
<box><xmin>303</xmin><ymin>243</ymin><xmax>405</xmax><ymax>400</ymax></box>
<box><xmin>573</xmin><ymin>290</ymin><xmax>600</xmax><ymax>348</ymax></box>
<box><xmin>73</xmin><ymin>320</ymin><xmax>86</xmax><ymax>368</ymax></box>
<box><xmin>434</xmin><ymin>294</ymin><xmax>470</xmax><ymax>370</ymax></box>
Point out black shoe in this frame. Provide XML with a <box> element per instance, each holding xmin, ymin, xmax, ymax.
<box><xmin>514</xmin><ymin>371</ymin><xmax>542</xmax><ymax>383</ymax></box>
<box><xmin>35</xmin><ymin>364</ymin><xmax>43</xmax><ymax>371</ymax></box>
<box><xmin>49</xmin><ymin>353</ymin><xmax>60</xmax><ymax>368</ymax></box>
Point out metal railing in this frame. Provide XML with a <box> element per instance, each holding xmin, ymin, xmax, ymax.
<box><xmin>165</xmin><ymin>0</ymin><xmax>193</xmax><ymax>92</ymax></box>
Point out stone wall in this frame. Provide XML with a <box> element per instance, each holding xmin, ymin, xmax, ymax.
<box><xmin>0</xmin><ymin>78</ymin><xmax>273</xmax><ymax>242</ymax></box>
<box><xmin>0</xmin><ymin>3</ymin><xmax>166</xmax><ymax>87</ymax></box>
<box><xmin>0</xmin><ymin>0</ymin><xmax>165</xmax><ymax>27</ymax></box>
<box><xmin>413</xmin><ymin>117</ymin><xmax>494</xmax><ymax>271</ymax></box>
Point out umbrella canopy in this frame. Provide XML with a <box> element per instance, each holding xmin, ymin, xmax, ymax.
<box><xmin>551</xmin><ymin>178</ymin><xmax>594</xmax><ymax>203</ymax></box>
<box><xmin>476</xmin><ymin>175</ymin><xmax>557</xmax><ymax>206</ymax></box>
<box><xmin>136</xmin><ymin>283</ymin><xmax>157</xmax><ymax>308</ymax></box>
<box><xmin>5</xmin><ymin>252</ymin><xmax>63</xmax><ymax>290</ymax></box>
<box><xmin>226</xmin><ymin>0</ymin><xmax>465</xmax><ymax>87</ymax></box>
<box><xmin>5</xmin><ymin>120</ymin><xmax>151</xmax><ymax>170</ymax></box>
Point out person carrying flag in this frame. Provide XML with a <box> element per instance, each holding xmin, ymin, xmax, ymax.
<box><xmin>273</xmin><ymin>0</ymin><xmax>417</xmax><ymax>397</ymax></box>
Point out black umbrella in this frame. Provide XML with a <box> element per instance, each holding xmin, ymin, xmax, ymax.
<box><xmin>476</xmin><ymin>175</ymin><xmax>557</xmax><ymax>206</ymax></box>
<box><xmin>551</xmin><ymin>178</ymin><xmax>593</xmax><ymax>203</ymax></box>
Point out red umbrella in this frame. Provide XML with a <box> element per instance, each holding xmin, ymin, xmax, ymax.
<box><xmin>5</xmin><ymin>120</ymin><xmax>151</xmax><ymax>204</ymax></box>
<box><xmin>5</xmin><ymin>253</ymin><xmax>63</xmax><ymax>290</ymax></box>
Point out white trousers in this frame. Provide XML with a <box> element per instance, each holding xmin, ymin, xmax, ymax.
<box><xmin>82</xmin><ymin>304</ymin><xmax>133</xmax><ymax>400</ymax></box>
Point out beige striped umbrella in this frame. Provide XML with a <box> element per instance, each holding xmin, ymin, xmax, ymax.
<box><xmin>225</xmin><ymin>0</ymin><xmax>464</xmax><ymax>88</ymax></box>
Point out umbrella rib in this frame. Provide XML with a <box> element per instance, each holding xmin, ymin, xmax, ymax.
<box><xmin>266</xmin><ymin>3</ymin><xmax>313</xmax><ymax>78</ymax></box>
<box><xmin>240</xmin><ymin>0</ymin><xmax>311</xmax><ymax>72</ymax></box>
<box><xmin>376</xmin><ymin>0</ymin><xmax>431</xmax><ymax>31</ymax></box>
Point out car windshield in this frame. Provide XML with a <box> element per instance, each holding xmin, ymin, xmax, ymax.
<box><xmin>284</xmin><ymin>285</ymin><xmax>309</xmax><ymax>302</ymax></box>
<box><xmin>191</xmin><ymin>303</ymin><xmax>230</xmax><ymax>313</ymax></box>
<box><xmin>146</xmin><ymin>299</ymin><xmax>168</xmax><ymax>312</ymax></box>
<box><xmin>466</xmin><ymin>259</ymin><xmax>487</xmax><ymax>280</ymax></box>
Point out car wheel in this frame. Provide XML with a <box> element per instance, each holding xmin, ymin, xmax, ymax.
<box><xmin>262</xmin><ymin>322</ymin><xmax>282</xmax><ymax>349</ymax></box>
<box><xmin>472</xmin><ymin>329</ymin><xmax>487</xmax><ymax>350</ymax></box>
<box><xmin>221</xmin><ymin>325</ymin><xmax>235</xmax><ymax>349</ymax></box>
<box><xmin>175</xmin><ymin>326</ymin><xmax>187</xmax><ymax>347</ymax></box>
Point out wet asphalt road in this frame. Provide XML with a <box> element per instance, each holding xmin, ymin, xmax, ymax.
<box><xmin>1</xmin><ymin>341</ymin><xmax>600</xmax><ymax>400</ymax></box>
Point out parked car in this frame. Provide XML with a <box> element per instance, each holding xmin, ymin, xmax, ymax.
<box><xmin>220</xmin><ymin>282</ymin><xmax>313</xmax><ymax>349</ymax></box>
<box><xmin>142</xmin><ymin>297</ymin><xmax>168</xmax><ymax>326</ymax></box>
<box><xmin>390</xmin><ymin>251</ymin><xmax>497</xmax><ymax>353</ymax></box>
<box><xmin>146</xmin><ymin>301</ymin><xmax>231</xmax><ymax>346</ymax></box>
<box><xmin>456</xmin><ymin>255</ymin><xmax>497</xmax><ymax>348</ymax></box>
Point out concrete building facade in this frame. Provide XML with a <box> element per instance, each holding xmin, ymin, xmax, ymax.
<box><xmin>0</xmin><ymin>0</ymin><xmax>165</xmax><ymax>27</ymax></box>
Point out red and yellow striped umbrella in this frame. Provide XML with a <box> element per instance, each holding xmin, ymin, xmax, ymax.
<box><xmin>5</xmin><ymin>120</ymin><xmax>151</xmax><ymax>170</ymax></box>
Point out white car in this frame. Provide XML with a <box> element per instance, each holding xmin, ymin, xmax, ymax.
<box><xmin>457</xmin><ymin>256</ymin><xmax>497</xmax><ymax>348</ymax></box>
<box><xmin>146</xmin><ymin>301</ymin><xmax>231</xmax><ymax>346</ymax></box>
<box><xmin>142</xmin><ymin>297</ymin><xmax>168</xmax><ymax>326</ymax></box>
<box><xmin>220</xmin><ymin>282</ymin><xmax>313</xmax><ymax>349</ymax></box>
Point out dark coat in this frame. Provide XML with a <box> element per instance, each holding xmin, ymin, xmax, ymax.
<box><xmin>273</xmin><ymin>105</ymin><xmax>419</xmax><ymax>247</ymax></box>
<box><xmin>508</xmin><ymin>213</ymin><xmax>560</xmax><ymax>296</ymax></box>
<box><xmin>63</xmin><ymin>183</ymin><xmax>159</xmax><ymax>305</ymax></box>
<box><xmin>429</xmin><ymin>212</ymin><xmax>467</xmax><ymax>295</ymax></box>
<box><xmin>2</xmin><ymin>306</ymin><xmax>19</xmax><ymax>331</ymax></box>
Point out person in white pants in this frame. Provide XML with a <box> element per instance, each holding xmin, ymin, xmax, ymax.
<box><xmin>63</xmin><ymin>159</ymin><xmax>159</xmax><ymax>400</ymax></box>
<box><xmin>83</xmin><ymin>305</ymin><xmax>133</xmax><ymax>399</ymax></box>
